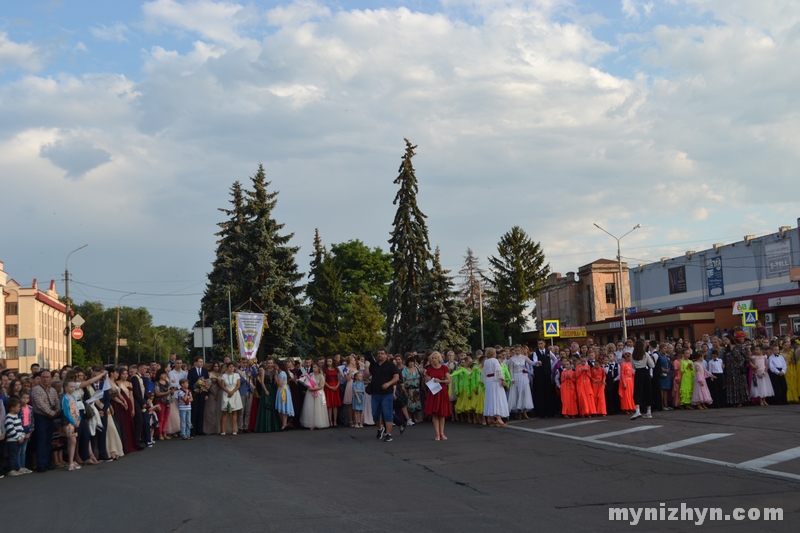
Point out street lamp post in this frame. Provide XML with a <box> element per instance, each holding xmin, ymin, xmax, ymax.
<box><xmin>153</xmin><ymin>329</ymin><xmax>162</xmax><ymax>361</ymax></box>
<box><xmin>115</xmin><ymin>292</ymin><xmax>136</xmax><ymax>366</ymax></box>
<box><xmin>593</xmin><ymin>223</ymin><xmax>641</xmax><ymax>343</ymax></box>
<box><xmin>477</xmin><ymin>277</ymin><xmax>485</xmax><ymax>349</ymax></box>
<box><xmin>64</xmin><ymin>244</ymin><xmax>88</xmax><ymax>365</ymax></box>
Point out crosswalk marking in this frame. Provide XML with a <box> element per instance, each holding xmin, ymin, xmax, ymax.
<box><xmin>648</xmin><ymin>433</ymin><xmax>733</xmax><ymax>452</ymax></box>
<box><xmin>738</xmin><ymin>446</ymin><xmax>800</xmax><ymax>469</ymax></box>
<box><xmin>539</xmin><ymin>420</ymin><xmax>606</xmax><ymax>432</ymax></box>
<box><xmin>586</xmin><ymin>426</ymin><xmax>661</xmax><ymax>441</ymax></box>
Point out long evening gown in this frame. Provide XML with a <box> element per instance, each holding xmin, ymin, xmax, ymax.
<box><xmin>299</xmin><ymin>374</ymin><xmax>329</xmax><ymax>429</ymax></box>
<box><xmin>106</xmin><ymin>385</ymin><xmax>125</xmax><ymax>458</ymax></box>
<box><xmin>560</xmin><ymin>369</ymin><xmax>578</xmax><ymax>417</ymax></box>
<box><xmin>507</xmin><ymin>356</ymin><xmax>534</xmax><ymax>412</ymax></box>
<box><xmin>619</xmin><ymin>362</ymin><xmax>635</xmax><ymax>411</ymax></box>
<box><xmin>203</xmin><ymin>374</ymin><xmax>221</xmax><ymax>435</ymax></box>
<box><xmin>114</xmin><ymin>385</ymin><xmax>138</xmax><ymax>454</ymax></box>
<box><xmin>576</xmin><ymin>364</ymin><xmax>596</xmax><ymax>416</ymax></box>
<box><xmin>724</xmin><ymin>346</ymin><xmax>750</xmax><ymax>405</ymax></box>
<box><xmin>679</xmin><ymin>359</ymin><xmax>695</xmax><ymax>405</ymax></box>
<box><xmin>254</xmin><ymin>374</ymin><xmax>281</xmax><ymax>433</ymax></box>
<box><xmin>482</xmin><ymin>358</ymin><xmax>509</xmax><ymax>418</ymax></box>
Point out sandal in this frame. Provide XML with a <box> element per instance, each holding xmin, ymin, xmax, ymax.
<box><xmin>435</xmin><ymin>436</ymin><xmax>440</xmax><ymax>441</ymax></box>
<box><xmin>440</xmin><ymin>435</ymin><xmax>448</xmax><ymax>440</ymax></box>
<box><xmin>232</xmin><ymin>432</ymin><xmax>238</xmax><ymax>436</ymax></box>
<box><xmin>220</xmin><ymin>432</ymin><xmax>226</xmax><ymax>436</ymax></box>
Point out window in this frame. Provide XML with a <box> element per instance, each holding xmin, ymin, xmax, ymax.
<box><xmin>5</xmin><ymin>302</ymin><xmax>18</xmax><ymax>315</ymax></box>
<box><xmin>605</xmin><ymin>283</ymin><xmax>616</xmax><ymax>304</ymax></box>
<box><xmin>6</xmin><ymin>346</ymin><xmax>18</xmax><ymax>359</ymax></box>
<box><xmin>6</xmin><ymin>325</ymin><xmax>18</xmax><ymax>337</ymax></box>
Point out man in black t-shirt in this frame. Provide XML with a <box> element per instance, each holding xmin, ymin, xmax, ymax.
<box><xmin>365</xmin><ymin>348</ymin><xmax>400</xmax><ymax>442</ymax></box>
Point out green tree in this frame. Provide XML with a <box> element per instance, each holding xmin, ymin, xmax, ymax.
<box><xmin>308</xmin><ymin>254</ymin><xmax>345</xmax><ymax>356</ymax></box>
<box><xmin>486</xmin><ymin>226</ymin><xmax>550</xmax><ymax>342</ymax></box>
<box><xmin>329</xmin><ymin>240</ymin><xmax>392</xmax><ymax>312</ymax></box>
<box><xmin>341</xmin><ymin>290</ymin><xmax>385</xmax><ymax>353</ymax></box>
<box><xmin>201</xmin><ymin>165</ymin><xmax>304</xmax><ymax>359</ymax></box>
<box><xmin>414</xmin><ymin>249</ymin><xmax>473</xmax><ymax>353</ymax></box>
<box><xmin>386</xmin><ymin>139</ymin><xmax>431</xmax><ymax>353</ymax></box>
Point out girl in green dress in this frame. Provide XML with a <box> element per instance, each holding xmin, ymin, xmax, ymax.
<box><xmin>254</xmin><ymin>360</ymin><xmax>281</xmax><ymax>433</ymax></box>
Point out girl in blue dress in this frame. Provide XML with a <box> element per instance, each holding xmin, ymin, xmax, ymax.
<box><xmin>276</xmin><ymin>360</ymin><xmax>295</xmax><ymax>431</ymax></box>
<box><xmin>352</xmin><ymin>372</ymin><xmax>366</xmax><ymax>428</ymax></box>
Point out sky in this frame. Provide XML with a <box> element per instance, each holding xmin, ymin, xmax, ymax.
<box><xmin>1</xmin><ymin>0</ymin><xmax>799</xmax><ymax>329</ymax></box>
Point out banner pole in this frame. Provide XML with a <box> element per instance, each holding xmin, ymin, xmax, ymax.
<box><xmin>229</xmin><ymin>291</ymin><xmax>235</xmax><ymax>360</ymax></box>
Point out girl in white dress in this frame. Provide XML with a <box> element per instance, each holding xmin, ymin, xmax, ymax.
<box><xmin>219</xmin><ymin>363</ymin><xmax>243</xmax><ymax>435</ymax></box>
<box><xmin>482</xmin><ymin>348</ymin><xmax>510</xmax><ymax>426</ymax></box>
<box><xmin>300</xmin><ymin>364</ymin><xmax>329</xmax><ymax>430</ymax></box>
<box><xmin>507</xmin><ymin>350</ymin><xmax>535</xmax><ymax>419</ymax></box>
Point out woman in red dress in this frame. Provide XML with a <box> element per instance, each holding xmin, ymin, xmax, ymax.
<box><xmin>323</xmin><ymin>358</ymin><xmax>342</xmax><ymax>427</ymax></box>
<box><xmin>113</xmin><ymin>366</ymin><xmax>138</xmax><ymax>454</ymax></box>
<box><xmin>559</xmin><ymin>360</ymin><xmax>578</xmax><ymax>418</ymax></box>
<box><xmin>619</xmin><ymin>352</ymin><xmax>636</xmax><ymax>413</ymax></box>
<box><xmin>423</xmin><ymin>352</ymin><xmax>452</xmax><ymax>441</ymax></box>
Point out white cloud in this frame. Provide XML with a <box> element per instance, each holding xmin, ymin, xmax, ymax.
<box><xmin>622</xmin><ymin>0</ymin><xmax>654</xmax><ymax>20</ymax></box>
<box><xmin>90</xmin><ymin>23</ymin><xmax>132</xmax><ymax>42</ymax></box>
<box><xmin>142</xmin><ymin>0</ymin><xmax>261</xmax><ymax>46</ymax></box>
<box><xmin>0</xmin><ymin>32</ymin><xmax>44</xmax><ymax>72</ymax></box>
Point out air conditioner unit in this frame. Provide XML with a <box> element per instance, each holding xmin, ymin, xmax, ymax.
<box><xmin>764</xmin><ymin>312</ymin><xmax>776</xmax><ymax>324</ymax></box>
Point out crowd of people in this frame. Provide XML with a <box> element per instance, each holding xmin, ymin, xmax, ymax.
<box><xmin>2</xmin><ymin>331</ymin><xmax>799</xmax><ymax>477</ymax></box>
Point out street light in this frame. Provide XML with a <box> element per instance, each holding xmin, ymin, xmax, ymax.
<box><xmin>64</xmin><ymin>244</ymin><xmax>88</xmax><ymax>365</ymax></box>
<box><xmin>115</xmin><ymin>292</ymin><xmax>136</xmax><ymax>366</ymax></box>
<box><xmin>593</xmin><ymin>223</ymin><xmax>642</xmax><ymax>342</ymax></box>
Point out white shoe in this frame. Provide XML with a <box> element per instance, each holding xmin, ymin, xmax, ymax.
<box><xmin>8</xmin><ymin>470</ymin><xmax>22</xmax><ymax>477</ymax></box>
<box><xmin>406</xmin><ymin>420</ymin><xmax>415</xmax><ymax>426</ymax></box>
<box><xmin>643</xmin><ymin>413</ymin><xmax>653</xmax><ymax>419</ymax></box>
<box><xmin>630</xmin><ymin>412</ymin><xmax>642</xmax><ymax>420</ymax></box>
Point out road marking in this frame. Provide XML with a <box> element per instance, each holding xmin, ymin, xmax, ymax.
<box><xmin>648</xmin><ymin>433</ymin><xmax>733</xmax><ymax>452</ymax></box>
<box><xmin>505</xmin><ymin>425</ymin><xmax>800</xmax><ymax>483</ymax></box>
<box><xmin>539</xmin><ymin>420</ymin><xmax>606</xmax><ymax>432</ymax></box>
<box><xmin>739</xmin><ymin>446</ymin><xmax>800</xmax><ymax>469</ymax></box>
<box><xmin>586</xmin><ymin>426</ymin><xmax>661</xmax><ymax>441</ymax></box>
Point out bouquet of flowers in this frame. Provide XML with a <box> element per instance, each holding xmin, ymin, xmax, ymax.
<box><xmin>297</xmin><ymin>374</ymin><xmax>318</xmax><ymax>397</ymax></box>
<box><xmin>194</xmin><ymin>378</ymin><xmax>210</xmax><ymax>394</ymax></box>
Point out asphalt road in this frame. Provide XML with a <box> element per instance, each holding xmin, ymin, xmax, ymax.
<box><xmin>3</xmin><ymin>406</ymin><xmax>799</xmax><ymax>532</ymax></box>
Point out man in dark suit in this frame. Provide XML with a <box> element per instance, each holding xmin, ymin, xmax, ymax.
<box><xmin>188</xmin><ymin>357</ymin><xmax>209</xmax><ymax>436</ymax></box>
<box><xmin>131</xmin><ymin>364</ymin><xmax>148</xmax><ymax>449</ymax></box>
<box><xmin>532</xmin><ymin>340</ymin><xmax>555</xmax><ymax>418</ymax></box>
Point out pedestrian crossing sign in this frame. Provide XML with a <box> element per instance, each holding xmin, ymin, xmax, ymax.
<box><xmin>543</xmin><ymin>320</ymin><xmax>560</xmax><ymax>338</ymax></box>
<box><xmin>742</xmin><ymin>310</ymin><xmax>758</xmax><ymax>327</ymax></box>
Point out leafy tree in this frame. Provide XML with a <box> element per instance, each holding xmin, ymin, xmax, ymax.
<box><xmin>386</xmin><ymin>139</ymin><xmax>431</xmax><ymax>353</ymax></box>
<box><xmin>329</xmin><ymin>240</ymin><xmax>392</xmax><ymax>312</ymax></box>
<box><xmin>341</xmin><ymin>290</ymin><xmax>385</xmax><ymax>353</ymax></box>
<box><xmin>414</xmin><ymin>249</ymin><xmax>473</xmax><ymax>353</ymax></box>
<box><xmin>485</xmin><ymin>226</ymin><xmax>550</xmax><ymax>342</ymax></box>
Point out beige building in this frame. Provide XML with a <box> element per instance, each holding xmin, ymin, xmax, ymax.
<box><xmin>3</xmin><ymin>272</ymin><xmax>68</xmax><ymax>373</ymax></box>
<box><xmin>0</xmin><ymin>261</ymin><xmax>6</xmax><ymax>367</ymax></box>
<box><xmin>535</xmin><ymin>259</ymin><xmax>631</xmax><ymax>340</ymax></box>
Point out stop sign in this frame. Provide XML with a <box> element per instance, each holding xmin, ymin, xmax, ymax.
<box><xmin>71</xmin><ymin>327</ymin><xmax>84</xmax><ymax>340</ymax></box>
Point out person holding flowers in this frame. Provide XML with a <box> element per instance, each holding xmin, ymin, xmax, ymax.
<box><xmin>219</xmin><ymin>363</ymin><xmax>243</xmax><ymax>436</ymax></box>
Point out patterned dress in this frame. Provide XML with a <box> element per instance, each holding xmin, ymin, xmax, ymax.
<box><xmin>402</xmin><ymin>367</ymin><xmax>422</xmax><ymax>413</ymax></box>
<box><xmin>723</xmin><ymin>345</ymin><xmax>750</xmax><ymax>405</ymax></box>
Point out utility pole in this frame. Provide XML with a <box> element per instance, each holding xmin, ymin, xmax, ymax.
<box><xmin>593</xmin><ymin>223</ymin><xmax>641</xmax><ymax>342</ymax></box>
<box><xmin>64</xmin><ymin>245</ymin><xmax>88</xmax><ymax>365</ymax></box>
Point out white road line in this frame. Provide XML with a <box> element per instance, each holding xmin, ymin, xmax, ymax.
<box><xmin>648</xmin><ymin>433</ymin><xmax>733</xmax><ymax>452</ymax></box>
<box><xmin>739</xmin><ymin>446</ymin><xmax>800</xmax><ymax>469</ymax></box>
<box><xmin>505</xmin><ymin>425</ymin><xmax>800</xmax><ymax>483</ymax></box>
<box><xmin>586</xmin><ymin>426</ymin><xmax>661</xmax><ymax>441</ymax></box>
<box><xmin>539</xmin><ymin>420</ymin><xmax>606</xmax><ymax>432</ymax></box>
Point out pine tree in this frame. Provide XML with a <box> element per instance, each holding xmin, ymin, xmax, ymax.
<box><xmin>458</xmin><ymin>247</ymin><xmax>485</xmax><ymax>312</ymax></box>
<box><xmin>200</xmin><ymin>181</ymin><xmax>248</xmax><ymax>359</ymax></box>
<box><xmin>414</xmin><ymin>249</ymin><xmax>473</xmax><ymax>353</ymax></box>
<box><xmin>308</xmin><ymin>253</ymin><xmax>345</xmax><ymax>355</ymax></box>
<box><xmin>485</xmin><ymin>226</ymin><xmax>550</xmax><ymax>342</ymax></box>
<box><xmin>243</xmin><ymin>164</ymin><xmax>304</xmax><ymax>357</ymax></box>
<box><xmin>201</xmin><ymin>165</ymin><xmax>303</xmax><ymax>359</ymax></box>
<box><xmin>386</xmin><ymin>139</ymin><xmax>432</xmax><ymax>353</ymax></box>
<box><xmin>306</xmin><ymin>228</ymin><xmax>327</xmax><ymax>305</ymax></box>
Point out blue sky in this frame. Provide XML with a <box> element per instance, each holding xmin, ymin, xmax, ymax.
<box><xmin>2</xmin><ymin>0</ymin><xmax>799</xmax><ymax>329</ymax></box>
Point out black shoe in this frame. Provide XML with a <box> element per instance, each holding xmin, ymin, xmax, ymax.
<box><xmin>376</xmin><ymin>427</ymin><xmax>385</xmax><ymax>440</ymax></box>
<box><xmin>383</xmin><ymin>434</ymin><xmax>393</xmax><ymax>442</ymax></box>
<box><xmin>399</xmin><ymin>425</ymin><xmax>406</xmax><ymax>435</ymax></box>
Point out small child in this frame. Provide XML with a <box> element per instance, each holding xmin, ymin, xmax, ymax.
<box><xmin>146</xmin><ymin>393</ymin><xmax>159</xmax><ymax>443</ymax></box>
<box><xmin>4</xmin><ymin>397</ymin><xmax>28</xmax><ymax>476</ymax></box>
<box><xmin>176</xmin><ymin>379</ymin><xmax>193</xmax><ymax>440</ymax></box>
<box><xmin>352</xmin><ymin>372</ymin><xmax>365</xmax><ymax>428</ymax></box>
<box><xmin>61</xmin><ymin>381</ymin><xmax>81</xmax><ymax>471</ymax></box>
<box><xmin>19</xmin><ymin>392</ymin><xmax>34</xmax><ymax>473</ymax></box>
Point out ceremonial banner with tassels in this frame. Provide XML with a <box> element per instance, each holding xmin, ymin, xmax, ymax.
<box><xmin>235</xmin><ymin>312</ymin><xmax>266</xmax><ymax>359</ymax></box>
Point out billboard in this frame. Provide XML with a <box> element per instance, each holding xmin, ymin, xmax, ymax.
<box><xmin>765</xmin><ymin>240</ymin><xmax>792</xmax><ymax>278</ymax></box>
<box><xmin>706</xmin><ymin>256</ymin><xmax>724</xmax><ymax>297</ymax></box>
<box><xmin>668</xmin><ymin>265</ymin><xmax>687</xmax><ymax>294</ymax></box>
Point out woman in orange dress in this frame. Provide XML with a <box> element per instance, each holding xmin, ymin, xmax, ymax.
<box><xmin>591</xmin><ymin>353</ymin><xmax>607</xmax><ymax>416</ymax></box>
<box><xmin>559</xmin><ymin>360</ymin><xmax>578</xmax><ymax>418</ymax></box>
<box><xmin>576</xmin><ymin>357</ymin><xmax>596</xmax><ymax>417</ymax></box>
<box><xmin>619</xmin><ymin>352</ymin><xmax>635</xmax><ymax>413</ymax></box>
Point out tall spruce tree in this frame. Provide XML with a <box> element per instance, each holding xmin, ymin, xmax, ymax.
<box><xmin>458</xmin><ymin>247</ymin><xmax>485</xmax><ymax>312</ymax></box>
<box><xmin>386</xmin><ymin>139</ymin><xmax>432</xmax><ymax>353</ymax></box>
<box><xmin>308</xmin><ymin>253</ymin><xmax>345</xmax><ymax>355</ymax></box>
<box><xmin>414</xmin><ymin>249</ymin><xmax>473</xmax><ymax>353</ymax></box>
<box><xmin>485</xmin><ymin>226</ymin><xmax>550</xmax><ymax>342</ymax></box>
<box><xmin>201</xmin><ymin>165</ymin><xmax>303</xmax><ymax>359</ymax></box>
<box><xmin>200</xmin><ymin>181</ymin><xmax>248</xmax><ymax>359</ymax></box>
